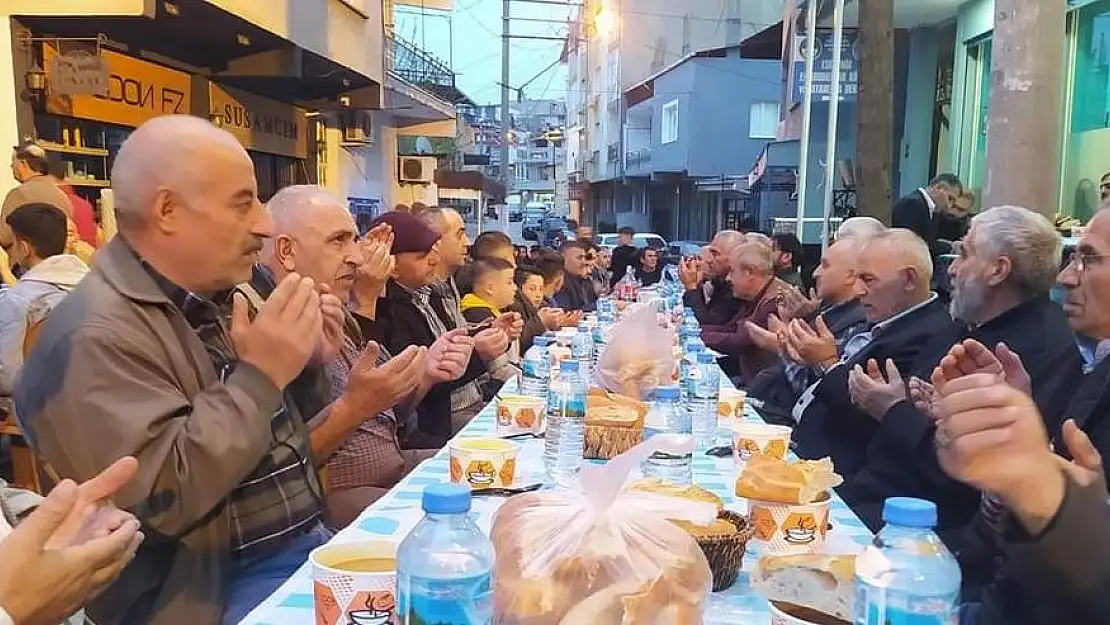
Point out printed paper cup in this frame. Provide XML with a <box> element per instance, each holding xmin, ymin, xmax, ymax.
<box><xmin>718</xmin><ymin>388</ymin><xmax>748</xmax><ymax>422</ymax></box>
<box><xmin>732</xmin><ymin>423</ymin><xmax>792</xmax><ymax>466</ymax></box>
<box><xmin>311</xmin><ymin>541</ymin><xmax>398</xmax><ymax>625</ymax></box>
<box><xmin>495</xmin><ymin>395</ymin><xmax>546</xmax><ymax>436</ymax></box>
<box><xmin>748</xmin><ymin>493</ymin><xmax>831</xmax><ymax>556</ymax></box>
<box><xmin>449</xmin><ymin>438</ymin><xmax>518</xmax><ymax>490</ymax></box>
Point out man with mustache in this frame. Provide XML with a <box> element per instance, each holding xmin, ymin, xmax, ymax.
<box><xmin>843</xmin><ymin>206</ymin><xmax>1074</xmax><ymax>534</ymax></box>
<box><xmin>258</xmin><ymin>186</ymin><xmax>474</xmax><ymax>528</ymax></box>
<box><xmin>12</xmin><ymin>116</ymin><xmax>344</xmax><ymax>625</ymax></box>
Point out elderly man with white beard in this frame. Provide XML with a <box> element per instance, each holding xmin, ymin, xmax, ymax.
<box><xmin>840</xmin><ymin>205</ymin><xmax>1077</xmax><ymax>534</ymax></box>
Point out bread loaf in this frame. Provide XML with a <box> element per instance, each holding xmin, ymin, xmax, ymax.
<box><xmin>751</xmin><ymin>554</ymin><xmax>856</xmax><ymax>622</ymax></box>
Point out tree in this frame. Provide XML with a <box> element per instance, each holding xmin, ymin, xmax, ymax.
<box><xmin>856</xmin><ymin>0</ymin><xmax>894</xmax><ymax>222</ymax></box>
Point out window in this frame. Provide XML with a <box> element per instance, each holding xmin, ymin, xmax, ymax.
<box><xmin>749</xmin><ymin>101</ymin><xmax>779</xmax><ymax>139</ymax></box>
<box><xmin>514</xmin><ymin>164</ymin><xmax>527</xmax><ymax>182</ymax></box>
<box><xmin>661</xmin><ymin>99</ymin><xmax>679</xmax><ymax>144</ymax></box>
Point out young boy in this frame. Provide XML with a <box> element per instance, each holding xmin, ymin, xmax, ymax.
<box><xmin>461</xmin><ymin>258</ymin><xmax>518</xmax><ymax>323</ymax></box>
<box><xmin>515</xmin><ymin>266</ymin><xmax>546</xmax><ymax>309</ymax></box>
<box><xmin>533</xmin><ymin>251</ymin><xmax>566</xmax><ymax>307</ymax></box>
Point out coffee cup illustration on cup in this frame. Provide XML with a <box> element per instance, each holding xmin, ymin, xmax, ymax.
<box><xmin>348</xmin><ymin>591</ymin><xmax>397</xmax><ymax>625</ymax></box>
<box><xmin>782</xmin><ymin>513</ymin><xmax>819</xmax><ymax>545</ymax></box>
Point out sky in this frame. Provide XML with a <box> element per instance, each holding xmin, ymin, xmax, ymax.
<box><xmin>394</xmin><ymin>0</ymin><xmax>571</xmax><ymax>106</ymax></box>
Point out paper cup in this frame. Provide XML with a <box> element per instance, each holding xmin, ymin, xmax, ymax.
<box><xmin>732</xmin><ymin>422</ymin><xmax>792</xmax><ymax>466</ymax></box>
<box><xmin>495</xmin><ymin>395</ymin><xmax>546</xmax><ymax>436</ymax></box>
<box><xmin>718</xmin><ymin>388</ymin><xmax>747</xmax><ymax>422</ymax></box>
<box><xmin>449</xmin><ymin>438</ymin><xmax>518</xmax><ymax>490</ymax></box>
<box><xmin>312</xmin><ymin>541</ymin><xmax>398</xmax><ymax>625</ymax></box>
<box><xmin>748</xmin><ymin>494</ymin><xmax>831</xmax><ymax>556</ymax></box>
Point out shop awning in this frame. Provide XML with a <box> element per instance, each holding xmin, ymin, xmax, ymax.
<box><xmin>435</xmin><ymin>170</ymin><xmax>506</xmax><ymax>203</ymax></box>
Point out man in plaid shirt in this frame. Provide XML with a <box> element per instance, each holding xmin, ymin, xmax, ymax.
<box><xmin>259</xmin><ymin>187</ymin><xmax>475</xmax><ymax>528</ymax></box>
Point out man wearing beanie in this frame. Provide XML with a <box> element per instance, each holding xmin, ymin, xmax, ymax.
<box><xmin>360</xmin><ymin>211</ymin><xmax>508</xmax><ymax>446</ymax></box>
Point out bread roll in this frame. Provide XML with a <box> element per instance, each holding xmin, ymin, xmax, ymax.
<box><xmin>751</xmin><ymin>554</ymin><xmax>856</xmax><ymax>622</ymax></box>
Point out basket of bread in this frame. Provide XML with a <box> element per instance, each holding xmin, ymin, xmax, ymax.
<box><xmin>585</xmin><ymin>388</ymin><xmax>648</xmax><ymax>459</ymax></box>
<box><xmin>628</xmin><ymin>479</ymin><xmax>757</xmax><ymax>592</ymax></box>
<box><xmin>752</xmin><ymin>554</ymin><xmax>856</xmax><ymax>625</ymax></box>
<box><xmin>736</xmin><ymin>455</ymin><xmax>843</xmax><ymax>556</ymax></box>
<box><xmin>491</xmin><ymin>436</ymin><xmax>715</xmax><ymax>624</ymax></box>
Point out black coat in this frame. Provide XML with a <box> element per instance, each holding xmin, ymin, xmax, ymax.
<box><xmin>748</xmin><ymin>299</ymin><xmax>868</xmax><ymax>425</ymax></box>
<box><xmin>552</xmin><ymin>274</ymin><xmax>598</xmax><ymax>312</ymax></box>
<box><xmin>361</xmin><ymin>280</ymin><xmax>487</xmax><ymax>440</ymax></box>
<box><xmin>793</xmin><ymin>297</ymin><xmax>952</xmax><ymax>476</ymax></box>
<box><xmin>837</xmin><ymin>297</ymin><xmax>1078</xmax><ymax>533</ymax></box>
<box><xmin>635</xmin><ymin>265</ymin><xmax>662</xmax><ymax>287</ymax></box>
<box><xmin>610</xmin><ymin>245</ymin><xmax>639</xmax><ymax>287</ymax></box>
<box><xmin>682</xmin><ymin>277</ymin><xmax>745</xmax><ymax>328</ymax></box>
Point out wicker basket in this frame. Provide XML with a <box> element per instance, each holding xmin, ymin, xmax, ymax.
<box><xmin>694</xmin><ymin>510</ymin><xmax>757</xmax><ymax>592</ymax></box>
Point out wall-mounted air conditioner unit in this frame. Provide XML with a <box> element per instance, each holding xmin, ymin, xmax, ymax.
<box><xmin>398</xmin><ymin>156</ymin><xmax>436</xmax><ymax>184</ymax></box>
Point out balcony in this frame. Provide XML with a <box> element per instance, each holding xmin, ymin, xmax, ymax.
<box><xmin>387</xmin><ymin>33</ymin><xmax>469</xmax><ymax>105</ymax></box>
<box><xmin>624</xmin><ymin>148</ymin><xmax>652</xmax><ymax>175</ymax></box>
<box><xmin>607</xmin><ymin>143</ymin><xmax>620</xmax><ymax>163</ymax></box>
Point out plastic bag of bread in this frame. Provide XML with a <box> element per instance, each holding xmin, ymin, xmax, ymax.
<box><xmin>596</xmin><ymin>304</ymin><xmax>676</xmax><ymax>400</ymax></box>
<box><xmin>491</xmin><ymin>435</ymin><xmax>715</xmax><ymax>624</ymax></box>
<box><xmin>735</xmin><ymin>455</ymin><xmax>843</xmax><ymax>504</ymax></box>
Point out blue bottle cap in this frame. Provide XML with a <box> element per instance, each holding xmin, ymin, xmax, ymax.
<box><xmin>683</xmin><ymin>307</ymin><xmax>695</xmax><ymax>316</ymax></box>
<box><xmin>655</xmin><ymin>385</ymin><xmax>681</xmax><ymax>400</ymax></box>
<box><xmin>422</xmin><ymin>482</ymin><xmax>472</xmax><ymax>514</ymax></box>
<box><xmin>533</xmin><ymin>336</ymin><xmax>553</xmax><ymax>346</ymax></box>
<box><xmin>697</xmin><ymin>352</ymin><xmax>717</xmax><ymax>364</ymax></box>
<box><xmin>684</xmin><ymin>341</ymin><xmax>704</xmax><ymax>353</ymax></box>
<box><xmin>560</xmin><ymin>360</ymin><xmax>579</xmax><ymax>374</ymax></box>
<box><xmin>881</xmin><ymin>497</ymin><xmax>938</xmax><ymax>528</ymax></box>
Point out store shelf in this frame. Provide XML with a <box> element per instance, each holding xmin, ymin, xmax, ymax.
<box><xmin>40</xmin><ymin>141</ymin><xmax>109</xmax><ymax>158</ymax></box>
<box><xmin>64</xmin><ymin>179</ymin><xmax>111</xmax><ymax>188</ymax></box>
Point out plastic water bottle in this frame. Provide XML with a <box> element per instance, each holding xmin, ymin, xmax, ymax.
<box><xmin>571</xmin><ymin>321</ymin><xmax>595</xmax><ymax>384</ymax></box>
<box><xmin>687</xmin><ymin>352</ymin><xmax>720</xmax><ymax>452</ymax></box>
<box><xmin>642</xmin><ymin>385</ymin><xmax>693</xmax><ymax>485</ymax></box>
<box><xmin>683</xmin><ymin>307</ymin><xmax>700</xmax><ymax>332</ymax></box>
<box><xmin>521</xmin><ymin>336</ymin><xmax>553</xmax><ymax>400</ymax></box>
<box><xmin>615</xmin><ymin>266</ymin><xmax>640</xmax><ymax>303</ymax></box>
<box><xmin>854</xmin><ymin>498</ymin><xmax>961</xmax><ymax>625</ymax></box>
<box><xmin>396</xmin><ymin>483</ymin><xmax>495</xmax><ymax>624</ymax></box>
<box><xmin>679</xmin><ymin>340</ymin><xmax>703</xmax><ymax>400</ymax></box>
<box><xmin>544</xmin><ymin>360</ymin><xmax>587</xmax><ymax>486</ymax></box>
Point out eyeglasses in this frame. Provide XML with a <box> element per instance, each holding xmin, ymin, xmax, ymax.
<box><xmin>1065</xmin><ymin>250</ymin><xmax>1110</xmax><ymax>274</ymax></box>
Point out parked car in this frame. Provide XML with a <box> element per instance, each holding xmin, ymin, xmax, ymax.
<box><xmin>662</xmin><ymin>240</ymin><xmax>708</xmax><ymax>266</ymax></box>
<box><xmin>595</xmin><ymin>232</ymin><xmax>668</xmax><ymax>251</ymax></box>
<box><xmin>509</xmin><ymin>206</ymin><xmax>523</xmax><ymax>222</ymax></box>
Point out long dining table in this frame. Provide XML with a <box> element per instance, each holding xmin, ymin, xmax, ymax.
<box><xmin>241</xmin><ymin>375</ymin><xmax>874</xmax><ymax>624</ymax></box>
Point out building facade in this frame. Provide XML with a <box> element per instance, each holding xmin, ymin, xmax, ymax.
<box><xmin>507</xmin><ymin>99</ymin><xmax>566</xmax><ymax>213</ymax></box>
<box><xmin>563</xmin><ymin>0</ymin><xmax>785</xmax><ymax>233</ymax></box>
<box><xmin>0</xmin><ymin>0</ymin><xmax>459</xmax><ymax>225</ymax></box>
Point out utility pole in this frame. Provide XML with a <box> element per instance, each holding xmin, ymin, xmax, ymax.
<box><xmin>856</xmin><ymin>0</ymin><xmax>894</xmax><ymax>222</ymax></box>
<box><xmin>501</xmin><ymin>0</ymin><xmax>512</xmax><ymax>194</ymax></box>
<box><xmin>984</xmin><ymin>0</ymin><xmax>1065</xmax><ymax>216</ymax></box>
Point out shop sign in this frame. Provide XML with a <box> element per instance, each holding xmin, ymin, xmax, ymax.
<box><xmin>48</xmin><ymin>51</ymin><xmax>109</xmax><ymax>97</ymax></box>
<box><xmin>209</xmin><ymin>83</ymin><xmax>308</xmax><ymax>159</ymax></box>
<box><xmin>791</xmin><ymin>29</ymin><xmax>860</xmax><ymax>104</ymax></box>
<box><xmin>44</xmin><ymin>45</ymin><xmax>192</xmax><ymax>127</ymax></box>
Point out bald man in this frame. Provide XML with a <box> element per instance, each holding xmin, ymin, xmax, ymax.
<box><xmin>788</xmin><ymin>229</ymin><xmax>951</xmax><ymax>476</ymax></box>
<box><xmin>678</xmin><ymin>229</ymin><xmax>747</xmax><ymax>326</ymax></box>
<box><xmin>13</xmin><ymin>115</ymin><xmax>338</xmax><ymax>625</ymax></box>
<box><xmin>258</xmin><ymin>186</ymin><xmax>473</xmax><ymax>527</ymax></box>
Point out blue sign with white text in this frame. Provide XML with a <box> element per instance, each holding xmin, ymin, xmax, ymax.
<box><xmin>791</xmin><ymin>29</ymin><xmax>860</xmax><ymax>103</ymax></box>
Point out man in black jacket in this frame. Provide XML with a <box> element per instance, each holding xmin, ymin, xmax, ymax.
<box><xmin>609</xmin><ymin>226</ymin><xmax>638</xmax><ymax>286</ymax></box>
<box><xmin>677</xmin><ymin>230</ymin><xmax>747</xmax><ymax>326</ymax></box>
<box><xmin>360</xmin><ymin>212</ymin><xmax>510</xmax><ymax>446</ymax></box>
<box><xmin>891</xmin><ymin>173</ymin><xmax>963</xmax><ymax>258</ymax></box>
<box><xmin>841</xmin><ymin>205</ymin><xmax>1075</xmax><ymax>533</ymax></box>
<box><xmin>789</xmin><ymin>229</ymin><xmax>951</xmax><ymax>476</ymax></box>
<box><xmin>552</xmin><ymin>240</ymin><xmax>598</xmax><ymax>312</ymax></box>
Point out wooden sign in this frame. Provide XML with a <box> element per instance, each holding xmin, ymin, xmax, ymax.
<box><xmin>44</xmin><ymin>45</ymin><xmax>191</xmax><ymax>127</ymax></box>
<box><xmin>209</xmin><ymin>83</ymin><xmax>308</xmax><ymax>159</ymax></box>
<box><xmin>48</xmin><ymin>51</ymin><xmax>109</xmax><ymax>97</ymax></box>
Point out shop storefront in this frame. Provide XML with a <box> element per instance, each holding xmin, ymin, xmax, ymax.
<box><xmin>945</xmin><ymin>0</ymin><xmax>1110</xmax><ymax>217</ymax></box>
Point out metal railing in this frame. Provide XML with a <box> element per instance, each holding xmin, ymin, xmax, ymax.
<box><xmin>387</xmin><ymin>33</ymin><xmax>456</xmax><ymax>92</ymax></box>
<box><xmin>624</xmin><ymin>148</ymin><xmax>651</xmax><ymax>170</ymax></box>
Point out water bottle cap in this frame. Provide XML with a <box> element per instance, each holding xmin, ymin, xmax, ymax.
<box><xmin>422</xmin><ymin>482</ymin><xmax>472</xmax><ymax>514</ymax></box>
<box><xmin>655</xmin><ymin>385</ymin><xmax>681</xmax><ymax>400</ymax></box>
<box><xmin>683</xmin><ymin>341</ymin><xmax>703</xmax><ymax>352</ymax></box>
<box><xmin>560</xmin><ymin>359</ymin><xmax>579</xmax><ymax>374</ymax></box>
<box><xmin>881</xmin><ymin>497</ymin><xmax>938</xmax><ymax>528</ymax></box>
<box><xmin>533</xmin><ymin>336</ymin><xmax>553</xmax><ymax>346</ymax></box>
<box><xmin>683</xmin><ymin>307</ymin><xmax>695</xmax><ymax>316</ymax></box>
<box><xmin>697</xmin><ymin>352</ymin><xmax>716</xmax><ymax>364</ymax></box>
<box><xmin>577</xmin><ymin>321</ymin><xmax>590</xmax><ymax>330</ymax></box>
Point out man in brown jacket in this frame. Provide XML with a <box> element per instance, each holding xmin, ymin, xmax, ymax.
<box><xmin>4</xmin><ymin>141</ymin><xmax>95</xmax><ymax>264</ymax></box>
<box><xmin>701</xmin><ymin>241</ymin><xmax>789</xmax><ymax>385</ymax></box>
<box><xmin>13</xmin><ymin>115</ymin><xmax>337</xmax><ymax>625</ymax></box>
